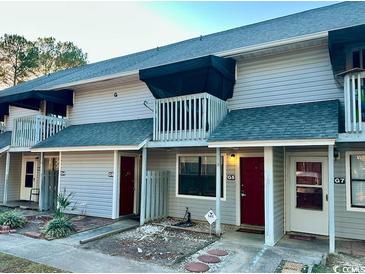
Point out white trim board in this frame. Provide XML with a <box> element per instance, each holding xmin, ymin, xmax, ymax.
<box><xmin>208</xmin><ymin>139</ymin><xmax>336</xmax><ymax>148</ymax></box>
<box><xmin>147</xmin><ymin>140</ymin><xmax>208</xmax><ymax>148</ymax></box>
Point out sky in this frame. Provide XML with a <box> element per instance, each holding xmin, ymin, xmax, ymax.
<box><xmin>0</xmin><ymin>1</ymin><xmax>338</xmax><ymax>63</ymax></box>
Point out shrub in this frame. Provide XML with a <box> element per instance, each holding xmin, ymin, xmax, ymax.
<box><xmin>54</xmin><ymin>189</ymin><xmax>77</xmax><ymax>219</ymax></box>
<box><xmin>0</xmin><ymin>210</ymin><xmax>27</xmax><ymax>228</ymax></box>
<box><xmin>42</xmin><ymin>217</ymin><xmax>75</xmax><ymax>239</ymax></box>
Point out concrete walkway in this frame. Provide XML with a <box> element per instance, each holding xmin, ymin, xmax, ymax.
<box><xmin>0</xmin><ymin>233</ymin><xmax>173</xmax><ymax>273</ymax></box>
<box><xmin>0</xmin><ymin>227</ymin><xmax>329</xmax><ymax>273</ymax></box>
<box><xmin>187</xmin><ymin>231</ymin><xmax>327</xmax><ymax>273</ymax></box>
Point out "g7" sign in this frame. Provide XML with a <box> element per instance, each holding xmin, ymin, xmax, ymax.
<box><xmin>334</xmin><ymin>177</ymin><xmax>345</xmax><ymax>184</ymax></box>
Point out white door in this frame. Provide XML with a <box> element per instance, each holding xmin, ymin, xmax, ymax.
<box><xmin>289</xmin><ymin>157</ymin><xmax>328</xmax><ymax>235</ymax></box>
<box><xmin>20</xmin><ymin>159</ymin><xmax>37</xmax><ymax>201</ymax></box>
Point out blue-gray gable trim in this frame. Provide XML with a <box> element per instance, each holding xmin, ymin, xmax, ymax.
<box><xmin>208</xmin><ymin>100</ymin><xmax>339</xmax><ymax>142</ymax></box>
<box><xmin>32</xmin><ymin>118</ymin><xmax>153</xmax><ymax>149</ymax></box>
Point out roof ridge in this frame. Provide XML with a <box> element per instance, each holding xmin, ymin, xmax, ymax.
<box><xmin>40</xmin><ymin>1</ymin><xmax>344</xmax><ymax>73</ymax></box>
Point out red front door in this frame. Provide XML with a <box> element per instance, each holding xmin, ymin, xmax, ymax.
<box><xmin>120</xmin><ymin>156</ymin><xmax>135</xmax><ymax>216</ymax></box>
<box><xmin>240</xmin><ymin>157</ymin><xmax>265</xmax><ymax>226</ymax></box>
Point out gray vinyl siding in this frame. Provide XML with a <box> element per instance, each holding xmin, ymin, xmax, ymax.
<box><xmin>68</xmin><ymin>81</ymin><xmax>154</xmax><ymax>125</ymax></box>
<box><xmin>273</xmin><ymin>147</ymin><xmax>285</xmax><ymax>243</ymax></box>
<box><xmin>7</xmin><ymin>153</ymin><xmax>22</xmax><ymax>201</ymax></box>
<box><xmin>228</xmin><ymin>45</ymin><xmax>343</xmax><ymax>110</ymax></box>
<box><xmin>6</xmin><ymin>106</ymin><xmax>39</xmax><ymax>131</ymax></box>
<box><xmin>59</xmin><ymin>151</ymin><xmax>114</xmax><ymax>218</ymax></box>
<box><xmin>147</xmin><ymin>148</ymin><xmax>262</xmax><ymax>225</ymax></box>
<box><xmin>0</xmin><ymin>155</ymin><xmax>5</xmax><ymax>203</ymax></box>
<box><xmin>334</xmin><ymin>143</ymin><xmax>365</xmax><ymax>240</ymax></box>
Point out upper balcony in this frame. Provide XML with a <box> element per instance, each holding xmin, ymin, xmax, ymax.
<box><xmin>153</xmin><ymin>93</ymin><xmax>227</xmax><ymax>143</ymax></box>
<box><xmin>343</xmin><ymin>70</ymin><xmax>365</xmax><ymax>133</ymax></box>
<box><xmin>139</xmin><ymin>55</ymin><xmax>236</xmax><ymax>146</ymax></box>
<box><xmin>11</xmin><ymin>115</ymin><xmax>69</xmax><ymax>148</ymax></box>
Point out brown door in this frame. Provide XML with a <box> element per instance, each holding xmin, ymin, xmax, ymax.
<box><xmin>240</xmin><ymin>157</ymin><xmax>265</xmax><ymax>226</ymax></box>
<box><xmin>120</xmin><ymin>156</ymin><xmax>135</xmax><ymax>216</ymax></box>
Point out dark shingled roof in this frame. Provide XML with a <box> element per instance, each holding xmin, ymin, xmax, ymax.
<box><xmin>32</xmin><ymin>118</ymin><xmax>153</xmax><ymax>149</ymax></box>
<box><xmin>0</xmin><ymin>131</ymin><xmax>11</xmax><ymax>150</ymax></box>
<box><xmin>208</xmin><ymin>100</ymin><xmax>339</xmax><ymax>142</ymax></box>
<box><xmin>1</xmin><ymin>2</ymin><xmax>365</xmax><ymax>97</ymax></box>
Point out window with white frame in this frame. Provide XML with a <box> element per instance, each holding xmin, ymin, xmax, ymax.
<box><xmin>177</xmin><ymin>155</ymin><xmax>224</xmax><ymax>198</ymax></box>
<box><xmin>349</xmin><ymin>154</ymin><xmax>365</xmax><ymax>208</ymax></box>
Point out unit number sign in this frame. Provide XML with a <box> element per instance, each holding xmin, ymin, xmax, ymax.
<box><xmin>334</xmin><ymin>177</ymin><xmax>345</xmax><ymax>184</ymax></box>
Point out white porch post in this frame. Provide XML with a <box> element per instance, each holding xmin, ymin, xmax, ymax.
<box><xmin>264</xmin><ymin>146</ymin><xmax>275</xmax><ymax>246</ymax></box>
<box><xmin>3</xmin><ymin>152</ymin><xmax>10</xmax><ymax>204</ymax></box>
<box><xmin>39</xmin><ymin>152</ymin><xmax>44</xmax><ymax>211</ymax></box>
<box><xmin>112</xmin><ymin>150</ymin><xmax>119</xmax><ymax>219</ymax></box>
<box><xmin>140</xmin><ymin>146</ymin><xmax>147</xmax><ymax>226</ymax></box>
<box><xmin>328</xmin><ymin>145</ymin><xmax>335</xmax><ymax>253</ymax></box>
<box><xmin>215</xmin><ymin>147</ymin><xmax>221</xmax><ymax>235</ymax></box>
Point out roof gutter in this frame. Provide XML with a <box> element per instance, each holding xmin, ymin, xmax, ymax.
<box><xmin>43</xmin><ymin>31</ymin><xmax>328</xmax><ymax>91</ymax></box>
<box><xmin>208</xmin><ymin>138</ymin><xmax>336</xmax><ymax>148</ymax></box>
<box><xmin>0</xmin><ymin>146</ymin><xmax>10</xmax><ymax>155</ymax></box>
<box><xmin>31</xmin><ymin>145</ymin><xmax>142</xmax><ymax>152</ymax></box>
<box><xmin>30</xmin><ymin>137</ymin><xmax>150</xmax><ymax>153</ymax></box>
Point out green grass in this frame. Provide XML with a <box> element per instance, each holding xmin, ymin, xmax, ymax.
<box><xmin>312</xmin><ymin>263</ymin><xmax>333</xmax><ymax>273</ymax></box>
<box><xmin>0</xmin><ymin>252</ymin><xmax>66</xmax><ymax>273</ymax></box>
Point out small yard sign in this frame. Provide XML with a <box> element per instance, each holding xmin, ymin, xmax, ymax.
<box><xmin>205</xmin><ymin>210</ymin><xmax>217</xmax><ymax>225</ymax></box>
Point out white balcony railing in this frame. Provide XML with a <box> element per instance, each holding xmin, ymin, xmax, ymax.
<box><xmin>153</xmin><ymin>93</ymin><xmax>227</xmax><ymax>142</ymax></box>
<box><xmin>11</xmin><ymin>115</ymin><xmax>69</xmax><ymax>147</ymax></box>
<box><xmin>344</xmin><ymin>71</ymin><xmax>365</xmax><ymax>133</ymax></box>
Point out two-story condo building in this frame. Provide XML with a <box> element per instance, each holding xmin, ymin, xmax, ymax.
<box><xmin>1</xmin><ymin>2</ymin><xmax>365</xmax><ymax>253</ymax></box>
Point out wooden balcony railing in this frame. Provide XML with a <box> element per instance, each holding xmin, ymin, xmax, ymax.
<box><xmin>11</xmin><ymin>115</ymin><xmax>69</xmax><ymax>147</ymax></box>
<box><xmin>344</xmin><ymin>71</ymin><xmax>365</xmax><ymax>133</ymax></box>
<box><xmin>153</xmin><ymin>93</ymin><xmax>227</xmax><ymax>142</ymax></box>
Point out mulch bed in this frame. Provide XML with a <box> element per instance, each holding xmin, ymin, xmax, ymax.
<box><xmin>155</xmin><ymin>217</ymin><xmax>238</xmax><ymax>234</ymax></box>
<box><xmin>68</xmin><ymin>215</ymin><xmax>115</xmax><ymax>233</ymax></box>
<box><xmin>81</xmin><ymin>224</ymin><xmax>217</xmax><ymax>266</ymax></box>
<box><xmin>17</xmin><ymin>214</ymin><xmax>116</xmax><ymax>240</ymax></box>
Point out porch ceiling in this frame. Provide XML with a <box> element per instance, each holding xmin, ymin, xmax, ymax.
<box><xmin>31</xmin><ymin>118</ymin><xmax>152</xmax><ymax>151</ymax></box>
<box><xmin>208</xmin><ymin>100</ymin><xmax>339</xmax><ymax>144</ymax></box>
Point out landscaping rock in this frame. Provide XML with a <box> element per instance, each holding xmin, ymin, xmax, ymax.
<box><xmin>0</xmin><ymin>231</ymin><xmax>9</xmax><ymax>234</ymax></box>
<box><xmin>198</xmin><ymin>254</ymin><xmax>220</xmax><ymax>263</ymax></box>
<box><xmin>9</xmin><ymin>229</ymin><xmax>16</xmax><ymax>233</ymax></box>
<box><xmin>185</xmin><ymin>262</ymin><xmax>210</xmax><ymax>272</ymax></box>
<box><xmin>23</xmin><ymin>231</ymin><xmax>42</xmax><ymax>239</ymax></box>
<box><xmin>207</xmin><ymin>249</ymin><xmax>228</xmax><ymax>256</ymax></box>
<box><xmin>0</xmin><ymin>226</ymin><xmax>10</xmax><ymax>232</ymax></box>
